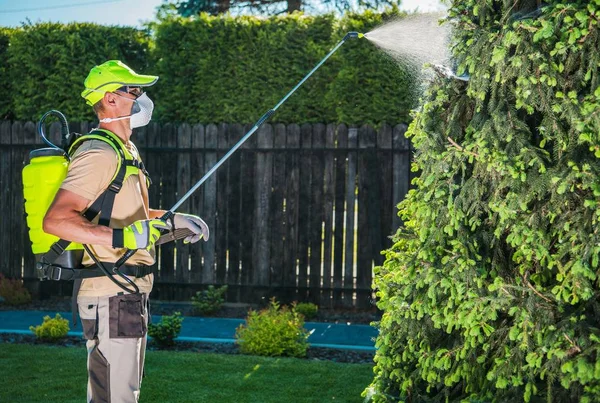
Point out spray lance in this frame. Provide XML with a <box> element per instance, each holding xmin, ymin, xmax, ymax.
<box><xmin>112</xmin><ymin>31</ymin><xmax>365</xmax><ymax>277</ymax></box>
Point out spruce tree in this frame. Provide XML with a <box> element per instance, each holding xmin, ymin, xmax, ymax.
<box><xmin>368</xmin><ymin>1</ymin><xmax>600</xmax><ymax>402</ymax></box>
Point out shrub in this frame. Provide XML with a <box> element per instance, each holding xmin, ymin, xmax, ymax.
<box><xmin>368</xmin><ymin>1</ymin><xmax>600</xmax><ymax>402</ymax></box>
<box><xmin>0</xmin><ymin>12</ymin><xmax>417</xmax><ymax>125</ymax></box>
<box><xmin>29</xmin><ymin>314</ymin><xmax>69</xmax><ymax>341</ymax></box>
<box><xmin>0</xmin><ymin>28</ymin><xmax>13</xmax><ymax>120</ymax></box>
<box><xmin>148</xmin><ymin>312</ymin><xmax>183</xmax><ymax>347</ymax></box>
<box><xmin>294</xmin><ymin>302</ymin><xmax>318</xmax><ymax>320</ymax></box>
<box><xmin>0</xmin><ymin>274</ymin><xmax>32</xmax><ymax>306</ymax></box>
<box><xmin>153</xmin><ymin>11</ymin><xmax>414</xmax><ymax>125</ymax></box>
<box><xmin>191</xmin><ymin>285</ymin><xmax>228</xmax><ymax>315</ymax></box>
<box><xmin>235</xmin><ymin>298</ymin><xmax>309</xmax><ymax>358</ymax></box>
<box><xmin>4</xmin><ymin>22</ymin><xmax>151</xmax><ymax>121</ymax></box>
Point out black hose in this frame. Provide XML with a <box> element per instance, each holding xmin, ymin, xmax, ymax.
<box><xmin>83</xmin><ymin>244</ymin><xmax>140</xmax><ymax>294</ymax></box>
<box><xmin>37</xmin><ymin>110</ymin><xmax>71</xmax><ymax>152</ymax></box>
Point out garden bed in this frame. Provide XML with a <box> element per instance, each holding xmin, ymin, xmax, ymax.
<box><xmin>0</xmin><ymin>332</ymin><xmax>374</xmax><ymax>364</ymax></box>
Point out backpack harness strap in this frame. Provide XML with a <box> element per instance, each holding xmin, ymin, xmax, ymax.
<box><xmin>37</xmin><ymin>129</ymin><xmax>151</xmax><ymax>279</ymax></box>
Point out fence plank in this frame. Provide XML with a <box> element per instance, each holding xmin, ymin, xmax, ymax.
<box><xmin>253</xmin><ymin>124</ymin><xmax>273</xmax><ymax>290</ymax></box>
<box><xmin>11</xmin><ymin>122</ymin><xmax>24</xmax><ymax>278</ymax></box>
<box><xmin>226</xmin><ymin>123</ymin><xmax>243</xmax><ymax>290</ymax></box>
<box><xmin>48</xmin><ymin>122</ymin><xmax>62</xmax><ymax>147</ymax></box>
<box><xmin>146</xmin><ymin>123</ymin><xmax>162</xmax><ymax>277</ymax></box>
<box><xmin>392</xmin><ymin>124</ymin><xmax>410</xmax><ymax>231</ymax></box>
<box><xmin>22</xmin><ymin>122</ymin><xmax>37</xmax><ymax>279</ymax></box>
<box><xmin>344</xmin><ymin>127</ymin><xmax>358</xmax><ymax>307</ymax></box>
<box><xmin>270</xmin><ymin>124</ymin><xmax>286</xmax><ymax>297</ymax></box>
<box><xmin>176</xmin><ymin>123</ymin><xmax>192</xmax><ymax>283</ymax></box>
<box><xmin>332</xmin><ymin>124</ymin><xmax>347</xmax><ymax>306</ymax></box>
<box><xmin>190</xmin><ymin>124</ymin><xmax>205</xmax><ymax>283</ymax></box>
<box><xmin>321</xmin><ymin>123</ymin><xmax>336</xmax><ymax>307</ymax></box>
<box><xmin>378</xmin><ymin>123</ymin><xmax>393</xmax><ymax>260</ymax></box>
<box><xmin>160</xmin><ymin>123</ymin><xmax>177</xmax><ymax>282</ymax></box>
<box><xmin>134</xmin><ymin>125</ymin><xmax>148</xmax><ymax>165</ymax></box>
<box><xmin>297</xmin><ymin>123</ymin><xmax>312</xmax><ymax>301</ymax></box>
<box><xmin>309</xmin><ymin>123</ymin><xmax>325</xmax><ymax>304</ymax></box>
<box><xmin>202</xmin><ymin>124</ymin><xmax>218</xmax><ymax>284</ymax></box>
<box><xmin>0</xmin><ymin>122</ymin><xmax>12</xmax><ymax>276</ymax></box>
<box><xmin>216</xmin><ymin>123</ymin><xmax>229</xmax><ymax>286</ymax></box>
<box><xmin>375</xmin><ymin>124</ymin><xmax>395</xmax><ymax>256</ymax></box>
<box><xmin>283</xmin><ymin>124</ymin><xmax>300</xmax><ymax>302</ymax></box>
<box><xmin>239</xmin><ymin>123</ymin><xmax>256</xmax><ymax>301</ymax></box>
<box><xmin>357</xmin><ymin>125</ymin><xmax>378</xmax><ymax>309</ymax></box>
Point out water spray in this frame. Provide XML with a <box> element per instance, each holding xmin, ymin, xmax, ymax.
<box><xmin>114</xmin><ymin>31</ymin><xmax>365</xmax><ymax>273</ymax></box>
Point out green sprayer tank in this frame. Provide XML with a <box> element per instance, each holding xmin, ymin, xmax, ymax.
<box><xmin>23</xmin><ymin>110</ymin><xmax>83</xmax><ymax>269</ymax></box>
<box><xmin>22</xmin><ymin>148</ymin><xmax>82</xmax><ymax>259</ymax></box>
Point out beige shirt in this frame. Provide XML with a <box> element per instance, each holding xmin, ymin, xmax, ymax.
<box><xmin>60</xmin><ymin>136</ymin><xmax>154</xmax><ymax>296</ymax></box>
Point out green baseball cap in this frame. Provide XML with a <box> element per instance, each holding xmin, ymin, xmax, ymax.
<box><xmin>81</xmin><ymin>60</ymin><xmax>158</xmax><ymax>106</ymax></box>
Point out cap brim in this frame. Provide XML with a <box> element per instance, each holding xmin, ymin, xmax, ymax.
<box><xmin>81</xmin><ymin>75</ymin><xmax>158</xmax><ymax>105</ymax></box>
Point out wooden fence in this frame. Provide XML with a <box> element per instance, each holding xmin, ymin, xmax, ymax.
<box><xmin>0</xmin><ymin>121</ymin><xmax>412</xmax><ymax>308</ymax></box>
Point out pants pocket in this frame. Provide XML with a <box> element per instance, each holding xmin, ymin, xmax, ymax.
<box><xmin>79</xmin><ymin>301</ymin><xmax>98</xmax><ymax>340</ymax></box>
<box><xmin>109</xmin><ymin>293</ymin><xmax>147</xmax><ymax>339</ymax></box>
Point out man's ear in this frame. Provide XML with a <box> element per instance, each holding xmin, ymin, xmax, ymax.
<box><xmin>103</xmin><ymin>92</ymin><xmax>118</xmax><ymax>107</ymax></box>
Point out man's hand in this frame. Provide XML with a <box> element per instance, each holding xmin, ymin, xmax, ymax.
<box><xmin>113</xmin><ymin>219</ymin><xmax>170</xmax><ymax>250</ymax></box>
<box><xmin>170</xmin><ymin>213</ymin><xmax>210</xmax><ymax>243</ymax></box>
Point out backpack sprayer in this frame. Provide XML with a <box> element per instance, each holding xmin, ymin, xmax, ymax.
<box><xmin>23</xmin><ymin>32</ymin><xmax>364</xmax><ymax>294</ymax></box>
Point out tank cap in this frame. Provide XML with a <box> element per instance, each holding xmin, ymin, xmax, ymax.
<box><xmin>29</xmin><ymin>148</ymin><xmax>66</xmax><ymax>159</ymax></box>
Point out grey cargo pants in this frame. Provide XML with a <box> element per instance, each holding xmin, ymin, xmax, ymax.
<box><xmin>78</xmin><ymin>293</ymin><xmax>149</xmax><ymax>403</ymax></box>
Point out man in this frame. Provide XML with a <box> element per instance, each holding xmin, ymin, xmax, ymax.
<box><xmin>43</xmin><ymin>60</ymin><xmax>209</xmax><ymax>403</ymax></box>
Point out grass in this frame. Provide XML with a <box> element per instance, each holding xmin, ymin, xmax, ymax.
<box><xmin>0</xmin><ymin>343</ymin><xmax>373</xmax><ymax>403</ymax></box>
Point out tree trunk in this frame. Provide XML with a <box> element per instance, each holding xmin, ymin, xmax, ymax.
<box><xmin>217</xmin><ymin>0</ymin><xmax>231</xmax><ymax>13</ymax></box>
<box><xmin>287</xmin><ymin>0</ymin><xmax>301</xmax><ymax>13</ymax></box>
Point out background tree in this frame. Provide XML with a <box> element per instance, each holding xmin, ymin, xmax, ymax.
<box><xmin>368</xmin><ymin>0</ymin><xmax>600</xmax><ymax>401</ymax></box>
<box><xmin>162</xmin><ymin>0</ymin><xmax>401</xmax><ymax>16</ymax></box>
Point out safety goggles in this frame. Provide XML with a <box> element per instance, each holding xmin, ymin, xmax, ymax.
<box><xmin>116</xmin><ymin>86</ymin><xmax>144</xmax><ymax>98</ymax></box>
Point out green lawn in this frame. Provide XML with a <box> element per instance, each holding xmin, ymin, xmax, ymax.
<box><xmin>0</xmin><ymin>343</ymin><xmax>373</xmax><ymax>402</ymax></box>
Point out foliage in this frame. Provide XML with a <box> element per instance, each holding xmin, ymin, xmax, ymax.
<box><xmin>0</xmin><ymin>274</ymin><xmax>31</xmax><ymax>306</ymax></box>
<box><xmin>3</xmin><ymin>22</ymin><xmax>151</xmax><ymax>121</ymax></box>
<box><xmin>368</xmin><ymin>0</ymin><xmax>600</xmax><ymax>402</ymax></box>
<box><xmin>148</xmin><ymin>312</ymin><xmax>184</xmax><ymax>347</ymax></box>
<box><xmin>236</xmin><ymin>298</ymin><xmax>309</xmax><ymax>357</ymax></box>
<box><xmin>29</xmin><ymin>314</ymin><xmax>69</xmax><ymax>341</ymax></box>
<box><xmin>294</xmin><ymin>302</ymin><xmax>318</xmax><ymax>320</ymax></box>
<box><xmin>0</xmin><ymin>28</ymin><xmax>13</xmax><ymax>120</ymax></box>
<box><xmin>163</xmin><ymin>0</ymin><xmax>401</xmax><ymax>16</ymax></box>
<box><xmin>191</xmin><ymin>285</ymin><xmax>228</xmax><ymax>315</ymax></box>
<box><xmin>328</xmin><ymin>7</ymin><xmax>417</xmax><ymax>125</ymax></box>
<box><xmin>1</xmin><ymin>13</ymin><xmax>414</xmax><ymax>125</ymax></box>
<box><xmin>144</xmin><ymin>10</ymin><xmax>414</xmax><ymax>125</ymax></box>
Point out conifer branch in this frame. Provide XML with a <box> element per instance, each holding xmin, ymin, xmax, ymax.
<box><xmin>447</xmin><ymin>136</ymin><xmax>480</xmax><ymax>158</ymax></box>
<box><xmin>564</xmin><ymin>333</ymin><xmax>581</xmax><ymax>355</ymax></box>
<box><xmin>525</xmin><ymin>280</ymin><xmax>552</xmax><ymax>303</ymax></box>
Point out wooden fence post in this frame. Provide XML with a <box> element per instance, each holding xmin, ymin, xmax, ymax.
<box><xmin>202</xmin><ymin>124</ymin><xmax>218</xmax><ymax>285</ymax></box>
<box><xmin>344</xmin><ymin>127</ymin><xmax>358</xmax><ymax>307</ymax></box>
<box><xmin>253</xmin><ymin>124</ymin><xmax>273</xmax><ymax>293</ymax></box>
<box><xmin>176</xmin><ymin>123</ymin><xmax>192</xmax><ymax>284</ymax></box>
<box><xmin>283</xmin><ymin>124</ymin><xmax>300</xmax><ymax>303</ymax></box>
<box><xmin>190</xmin><ymin>124</ymin><xmax>205</xmax><ymax>283</ymax></box>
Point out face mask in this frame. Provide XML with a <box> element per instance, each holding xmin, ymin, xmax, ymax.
<box><xmin>99</xmin><ymin>93</ymin><xmax>154</xmax><ymax>129</ymax></box>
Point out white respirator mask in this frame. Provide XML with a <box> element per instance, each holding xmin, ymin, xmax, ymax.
<box><xmin>99</xmin><ymin>92</ymin><xmax>154</xmax><ymax>129</ymax></box>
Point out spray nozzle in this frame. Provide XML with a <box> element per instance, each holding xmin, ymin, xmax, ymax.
<box><xmin>344</xmin><ymin>31</ymin><xmax>365</xmax><ymax>40</ymax></box>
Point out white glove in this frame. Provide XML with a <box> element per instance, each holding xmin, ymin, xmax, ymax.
<box><xmin>170</xmin><ymin>213</ymin><xmax>210</xmax><ymax>243</ymax></box>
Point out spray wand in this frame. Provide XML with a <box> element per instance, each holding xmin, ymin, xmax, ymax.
<box><xmin>113</xmin><ymin>31</ymin><xmax>365</xmax><ymax>275</ymax></box>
